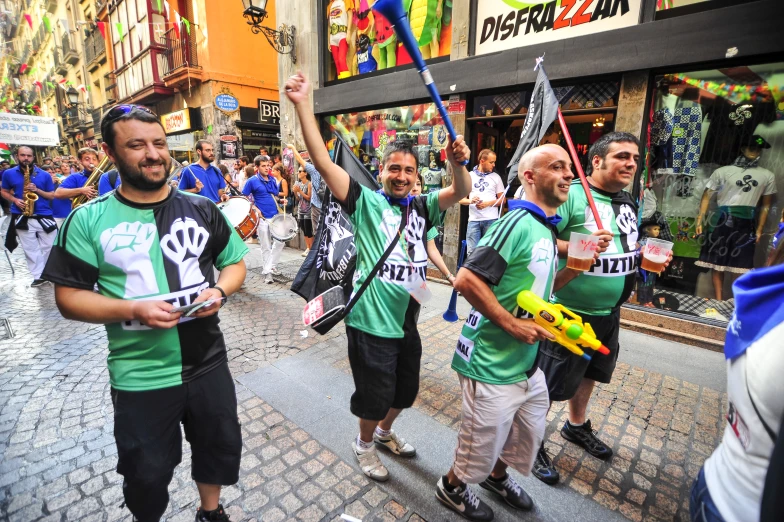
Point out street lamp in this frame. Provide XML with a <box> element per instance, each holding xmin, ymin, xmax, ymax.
<box><xmin>240</xmin><ymin>0</ymin><xmax>297</xmax><ymax>64</ymax></box>
<box><xmin>66</xmin><ymin>87</ymin><xmax>80</xmax><ymax>106</ymax></box>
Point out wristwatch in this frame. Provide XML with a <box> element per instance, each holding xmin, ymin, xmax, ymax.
<box><xmin>213</xmin><ymin>285</ymin><xmax>227</xmax><ymax>306</ymax></box>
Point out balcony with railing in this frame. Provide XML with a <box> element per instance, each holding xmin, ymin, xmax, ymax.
<box><xmin>158</xmin><ymin>25</ymin><xmax>204</xmax><ymax>90</ymax></box>
<box><xmin>53</xmin><ymin>47</ymin><xmax>68</xmax><ymax>75</ymax></box>
<box><xmin>62</xmin><ymin>33</ymin><xmax>79</xmax><ymax>66</ymax></box>
<box><xmin>84</xmin><ymin>29</ymin><xmax>106</xmax><ymax>71</ymax></box>
<box><xmin>61</xmin><ymin>106</ymin><xmax>93</xmax><ymax>134</ymax></box>
<box><xmin>104</xmin><ymin>72</ymin><xmax>118</xmax><ymax>104</ymax></box>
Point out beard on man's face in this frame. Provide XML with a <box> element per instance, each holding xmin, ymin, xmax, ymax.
<box><xmin>115</xmin><ymin>154</ymin><xmax>172</xmax><ymax>191</ymax></box>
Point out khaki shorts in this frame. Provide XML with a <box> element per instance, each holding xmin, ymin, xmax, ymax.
<box><xmin>452</xmin><ymin>369</ymin><xmax>549</xmax><ymax>484</ymax></box>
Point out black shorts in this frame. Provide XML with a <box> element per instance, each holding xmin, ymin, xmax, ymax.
<box><xmin>346</xmin><ymin>300</ymin><xmax>422</xmax><ymax>421</ymax></box>
<box><xmin>535</xmin><ymin>308</ymin><xmax>621</xmax><ymax>402</ymax></box>
<box><xmin>697</xmin><ymin>211</ymin><xmax>756</xmax><ymax>271</ymax></box>
<box><xmin>111</xmin><ymin>362</ymin><xmax>242</xmax><ymax>486</ymax></box>
<box><xmin>298</xmin><ymin>214</ymin><xmax>313</xmax><ymax>238</ymax></box>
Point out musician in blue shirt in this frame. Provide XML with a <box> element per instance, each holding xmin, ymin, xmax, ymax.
<box><xmin>53</xmin><ymin>148</ymin><xmax>99</xmax><ymax>214</ymax></box>
<box><xmin>242</xmin><ymin>155</ymin><xmax>285</xmax><ymax>284</ymax></box>
<box><xmin>0</xmin><ymin>146</ymin><xmax>56</xmax><ymax>286</ymax></box>
<box><xmin>178</xmin><ymin>140</ymin><xmax>228</xmax><ymax>203</ymax></box>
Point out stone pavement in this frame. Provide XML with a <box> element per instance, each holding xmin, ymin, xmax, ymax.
<box><xmin>322</xmin><ymin>313</ymin><xmax>727</xmax><ymax>522</ymax></box>
<box><xmin>0</xmin><ymin>244</ymin><xmax>727</xmax><ymax>522</ymax></box>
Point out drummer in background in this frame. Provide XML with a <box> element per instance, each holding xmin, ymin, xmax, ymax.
<box><xmin>242</xmin><ymin>155</ymin><xmax>286</xmax><ymax>284</ymax></box>
<box><xmin>179</xmin><ymin>140</ymin><xmax>229</xmax><ymax>203</ymax></box>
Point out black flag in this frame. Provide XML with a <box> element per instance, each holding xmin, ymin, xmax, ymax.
<box><xmin>291</xmin><ymin>134</ymin><xmax>380</xmax><ymax>302</ymax></box>
<box><xmin>506</xmin><ymin>64</ymin><xmax>560</xmax><ymax>184</ymax></box>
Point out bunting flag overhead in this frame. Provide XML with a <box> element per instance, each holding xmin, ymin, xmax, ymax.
<box><xmin>116</xmin><ymin>23</ymin><xmax>124</xmax><ymax>42</ymax></box>
<box><xmin>24</xmin><ymin>14</ymin><xmax>32</xmax><ymax>30</ymax></box>
<box><xmin>97</xmin><ymin>21</ymin><xmax>106</xmax><ymax>39</ymax></box>
<box><xmin>182</xmin><ymin>17</ymin><xmax>190</xmax><ymax>35</ymax></box>
<box><xmin>43</xmin><ymin>16</ymin><xmax>52</xmax><ymax>33</ymax></box>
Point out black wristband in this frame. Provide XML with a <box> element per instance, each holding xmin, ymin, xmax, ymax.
<box><xmin>213</xmin><ymin>285</ymin><xmax>227</xmax><ymax>306</ymax></box>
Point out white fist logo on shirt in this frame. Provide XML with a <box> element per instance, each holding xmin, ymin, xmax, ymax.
<box><xmin>100</xmin><ymin>222</ymin><xmax>160</xmax><ymax>298</ymax></box>
<box><xmin>160</xmin><ymin>217</ymin><xmax>210</xmax><ymax>288</ymax></box>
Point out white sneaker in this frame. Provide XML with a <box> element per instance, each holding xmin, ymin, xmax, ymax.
<box><xmin>264</xmin><ymin>273</ymin><xmax>274</xmax><ymax>284</ymax></box>
<box><xmin>301</xmin><ymin>248</ymin><xmax>310</xmax><ymax>257</ymax></box>
<box><xmin>352</xmin><ymin>441</ymin><xmax>389</xmax><ymax>482</ymax></box>
<box><xmin>373</xmin><ymin>429</ymin><xmax>416</xmax><ymax>457</ymax></box>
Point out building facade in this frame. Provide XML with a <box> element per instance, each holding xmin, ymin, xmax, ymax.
<box><xmin>1</xmin><ymin>0</ymin><xmax>282</xmax><ymax>165</ymax></box>
<box><xmin>284</xmin><ymin>0</ymin><xmax>783</xmax><ymax>338</ymax></box>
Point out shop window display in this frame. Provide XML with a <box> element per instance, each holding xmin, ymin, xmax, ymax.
<box><xmin>325</xmin><ymin>0</ymin><xmax>452</xmax><ymax>81</ymax></box>
<box><xmin>635</xmin><ymin>64</ymin><xmax>783</xmax><ymax>322</ymax></box>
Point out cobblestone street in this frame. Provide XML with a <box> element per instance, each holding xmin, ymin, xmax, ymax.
<box><xmin>0</xmin><ymin>246</ymin><xmax>727</xmax><ymax>522</ymax></box>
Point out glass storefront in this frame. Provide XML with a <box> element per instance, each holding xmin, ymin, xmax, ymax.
<box><xmin>322</xmin><ymin>102</ymin><xmax>449</xmax><ymax>190</ymax></box>
<box><xmin>632</xmin><ymin>62</ymin><xmax>783</xmax><ymax>322</ymax></box>
<box><xmin>469</xmin><ymin>81</ymin><xmax>621</xmax><ymax>186</ymax></box>
<box><xmin>324</xmin><ymin>0</ymin><xmax>452</xmax><ymax>82</ymax></box>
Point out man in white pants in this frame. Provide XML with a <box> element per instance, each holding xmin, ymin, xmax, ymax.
<box><xmin>0</xmin><ymin>146</ymin><xmax>57</xmax><ymax>286</ymax></box>
<box><xmin>242</xmin><ymin>155</ymin><xmax>285</xmax><ymax>283</ymax></box>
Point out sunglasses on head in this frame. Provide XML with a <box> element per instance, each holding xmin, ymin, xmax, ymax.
<box><xmin>104</xmin><ymin>104</ymin><xmax>155</xmax><ymax>126</ymax></box>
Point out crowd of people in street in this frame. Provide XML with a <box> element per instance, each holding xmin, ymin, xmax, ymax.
<box><xmin>0</xmin><ymin>78</ymin><xmax>781</xmax><ymax>522</ymax></box>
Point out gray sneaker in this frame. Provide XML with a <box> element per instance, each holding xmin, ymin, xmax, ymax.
<box><xmin>373</xmin><ymin>429</ymin><xmax>416</xmax><ymax>457</ymax></box>
<box><xmin>436</xmin><ymin>476</ymin><xmax>494</xmax><ymax>521</ymax></box>
<box><xmin>264</xmin><ymin>273</ymin><xmax>274</xmax><ymax>284</ymax></box>
<box><xmin>479</xmin><ymin>473</ymin><xmax>533</xmax><ymax>510</ymax></box>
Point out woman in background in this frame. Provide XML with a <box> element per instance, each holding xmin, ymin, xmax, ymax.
<box><xmin>292</xmin><ymin>166</ymin><xmax>313</xmax><ymax>257</ymax></box>
<box><xmin>411</xmin><ymin>173</ymin><xmax>455</xmax><ymax>286</ymax></box>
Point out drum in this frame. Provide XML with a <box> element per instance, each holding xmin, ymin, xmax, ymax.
<box><xmin>218</xmin><ymin>197</ymin><xmax>262</xmax><ymax>240</ymax></box>
<box><xmin>269</xmin><ymin>213</ymin><xmax>299</xmax><ymax>242</ymax></box>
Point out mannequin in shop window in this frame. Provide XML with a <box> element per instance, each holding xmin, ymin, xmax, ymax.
<box><xmin>695</xmin><ymin>135</ymin><xmax>777</xmax><ymax>300</ymax></box>
<box><xmin>328</xmin><ymin>0</ymin><xmax>355</xmax><ymax>80</ymax></box>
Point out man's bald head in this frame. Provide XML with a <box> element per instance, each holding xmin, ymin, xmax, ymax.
<box><xmin>517</xmin><ymin>144</ymin><xmax>574</xmax><ymax>211</ymax></box>
<box><xmin>518</xmin><ymin>144</ymin><xmax>570</xmax><ymax>179</ymax></box>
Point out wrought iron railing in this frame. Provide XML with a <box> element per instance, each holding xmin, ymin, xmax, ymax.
<box><xmin>159</xmin><ymin>25</ymin><xmax>200</xmax><ymax>76</ymax></box>
<box><xmin>84</xmin><ymin>30</ymin><xmax>106</xmax><ymax>65</ymax></box>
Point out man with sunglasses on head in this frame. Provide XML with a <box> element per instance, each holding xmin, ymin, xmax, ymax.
<box><xmin>42</xmin><ymin>104</ymin><xmax>249</xmax><ymax>522</ymax></box>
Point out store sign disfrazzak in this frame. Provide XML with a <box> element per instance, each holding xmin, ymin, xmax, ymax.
<box><xmin>215</xmin><ymin>93</ymin><xmax>240</xmax><ymax>114</ymax></box>
<box><xmin>0</xmin><ymin>113</ymin><xmax>60</xmax><ymax>146</ymax></box>
<box><xmin>258</xmin><ymin>100</ymin><xmax>280</xmax><ymax>126</ymax></box>
<box><xmin>161</xmin><ymin>109</ymin><xmax>192</xmax><ymax>134</ymax></box>
<box><xmin>475</xmin><ymin>0</ymin><xmax>642</xmax><ymax>56</ymax></box>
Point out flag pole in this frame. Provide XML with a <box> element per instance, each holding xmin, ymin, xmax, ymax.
<box><xmin>556</xmin><ymin>108</ymin><xmax>604</xmax><ymax>230</ymax></box>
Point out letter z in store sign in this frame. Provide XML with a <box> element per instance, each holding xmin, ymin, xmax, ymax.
<box><xmin>475</xmin><ymin>0</ymin><xmax>641</xmax><ymax>56</ymax></box>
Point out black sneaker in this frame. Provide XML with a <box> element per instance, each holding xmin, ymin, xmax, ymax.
<box><xmin>561</xmin><ymin>419</ymin><xmax>613</xmax><ymax>460</ymax></box>
<box><xmin>532</xmin><ymin>442</ymin><xmax>560</xmax><ymax>485</ymax></box>
<box><xmin>30</xmin><ymin>279</ymin><xmax>46</xmax><ymax>287</ymax></box>
<box><xmin>479</xmin><ymin>473</ymin><xmax>533</xmax><ymax>510</ymax></box>
<box><xmin>195</xmin><ymin>504</ymin><xmax>231</xmax><ymax>522</ymax></box>
<box><xmin>436</xmin><ymin>476</ymin><xmax>494</xmax><ymax>521</ymax></box>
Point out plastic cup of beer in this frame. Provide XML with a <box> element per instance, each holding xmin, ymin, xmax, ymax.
<box><xmin>641</xmin><ymin>238</ymin><xmax>673</xmax><ymax>273</ymax></box>
<box><xmin>567</xmin><ymin>232</ymin><xmax>600</xmax><ymax>271</ymax></box>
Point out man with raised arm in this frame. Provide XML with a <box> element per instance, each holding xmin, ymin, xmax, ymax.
<box><xmin>285</xmin><ymin>73</ymin><xmax>472</xmax><ymax>482</ymax></box>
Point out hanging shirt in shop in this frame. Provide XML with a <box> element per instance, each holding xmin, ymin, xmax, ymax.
<box><xmin>705</xmin><ymin>160</ymin><xmax>777</xmax><ymax>209</ymax></box>
<box><xmin>671</xmin><ymin>100</ymin><xmax>702</xmax><ymax>176</ymax></box>
<box><xmin>422</xmin><ymin>167</ymin><xmax>444</xmax><ymax>193</ymax></box>
<box><xmin>701</xmin><ymin>99</ymin><xmax>777</xmax><ymax>166</ymax></box>
<box><xmin>468</xmin><ymin>167</ymin><xmax>504</xmax><ymax>222</ymax></box>
<box><xmin>552</xmin><ymin>180</ymin><xmax>639</xmax><ymax>316</ymax></box>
